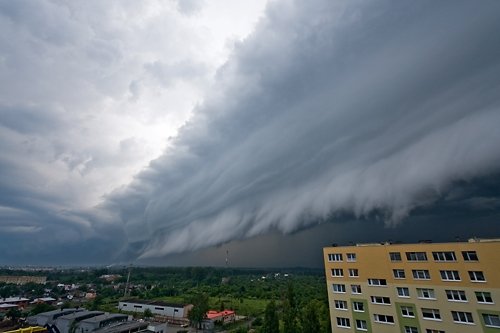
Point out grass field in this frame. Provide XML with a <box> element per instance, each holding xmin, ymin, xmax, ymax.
<box><xmin>157</xmin><ymin>296</ymin><xmax>271</xmax><ymax>317</ymax></box>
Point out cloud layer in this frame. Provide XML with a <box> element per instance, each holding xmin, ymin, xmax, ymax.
<box><xmin>106</xmin><ymin>0</ymin><xmax>500</xmax><ymax>259</ymax></box>
<box><xmin>0</xmin><ymin>0</ymin><xmax>267</xmax><ymax>263</ymax></box>
<box><xmin>1</xmin><ymin>0</ymin><xmax>500</xmax><ymax>264</ymax></box>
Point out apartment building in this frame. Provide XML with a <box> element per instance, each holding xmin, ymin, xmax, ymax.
<box><xmin>323</xmin><ymin>238</ymin><xmax>500</xmax><ymax>333</ymax></box>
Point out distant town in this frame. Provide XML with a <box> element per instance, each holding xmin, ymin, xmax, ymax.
<box><xmin>0</xmin><ymin>266</ymin><xmax>329</xmax><ymax>333</ymax></box>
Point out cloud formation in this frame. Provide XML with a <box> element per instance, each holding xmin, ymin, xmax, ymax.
<box><xmin>0</xmin><ymin>0</ymin><xmax>267</xmax><ymax>263</ymax></box>
<box><xmin>106</xmin><ymin>0</ymin><xmax>500</xmax><ymax>259</ymax></box>
<box><xmin>1</xmin><ymin>0</ymin><xmax>500</xmax><ymax>265</ymax></box>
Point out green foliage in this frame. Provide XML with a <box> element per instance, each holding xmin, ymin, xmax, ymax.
<box><xmin>188</xmin><ymin>293</ymin><xmax>209</xmax><ymax>329</ymax></box>
<box><xmin>90</xmin><ymin>295</ymin><xmax>103</xmax><ymax>310</ymax></box>
<box><xmin>300</xmin><ymin>300</ymin><xmax>320</xmax><ymax>333</ymax></box>
<box><xmin>143</xmin><ymin>308</ymin><xmax>153</xmax><ymax>318</ymax></box>
<box><xmin>283</xmin><ymin>283</ymin><xmax>299</xmax><ymax>333</ymax></box>
<box><xmin>0</xmin><ymin>266</ymin><xmax>329</xmax><ymax>332</ymax></box>
<box><xmin>231</xmin><ymin>327</ymin><xmax>248</xmax><ymax>333</ymax></box>
<box><xmin>30</xmin><ymin>303</ymin><xmax>56</xmax><ymax>315</ymax></box>
<box><xmin>262</xmin><ymin>301</ymin><xmax>279</xmax><ymax>333</ymax></box>
<box><xmin>252</xmin><ymin>317</ymin><xmax>263</xmax><ymax>327</ymax></box>
<box><xmin>6</xmin><ymin>308</ymin><xmax>22</xmax><ymax>321</ymax></box>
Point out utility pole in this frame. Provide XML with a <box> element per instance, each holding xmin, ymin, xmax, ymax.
<box><xmin>124</xmin><ymin>264</ymin><xmax>132</xmax><ymax>297</ymax></box>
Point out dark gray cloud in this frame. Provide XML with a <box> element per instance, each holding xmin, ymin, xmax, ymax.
<box><xmin>1</xmin><ymin>0</ymin><xmax>500</xmax><ymax>266</ymax></box>
<box><xmin>106</xmin><ymin>0</ymin><xmax>500</xmax><ymax>260</ymax></box>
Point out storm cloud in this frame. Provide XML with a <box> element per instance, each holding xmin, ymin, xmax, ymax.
<box><xmin>1</xmin><ymin>0</ymin><xmax>500</xmax><ymax>265</ymax></box>
<box><xmin>106</xmin><ymin>0</ymin><xmax>500</xmax><ymax>259</ymax></box>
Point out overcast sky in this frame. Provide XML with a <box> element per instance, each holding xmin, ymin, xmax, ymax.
<box><xmin>1</xmin><ymin>0</ymin><xmax>500</xmax><ymax>267</ymax></box>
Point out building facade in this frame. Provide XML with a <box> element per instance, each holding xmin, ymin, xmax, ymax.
<box><xmin>323</xmin><ymin>238</ymin><xmax>500</xmax><ymax>333</ymax></box>
<box><xmin>118</xmin><ymin>300</ymin><xmax>192</xmax><ymax>325</ymax></box>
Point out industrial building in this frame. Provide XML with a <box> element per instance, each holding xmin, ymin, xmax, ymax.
<box><xmin>77</xmin><ymin>313</ymin><xmax>129</xmax><ymax>333</ymax></box>
<box><xmin>323</xmin><ymin>238</ymin><xmax>500</xmax><ymax>333</ymax></box>
<box><xmin>55</xmin><ymin>310</ymin><xmax>104</xmax><ymax>333</ymax></box>
<box><xmin>118</xmin><ymin>300</ymin><xmax>192</xmax><ymax>325</ymax></box>
<box><xmin>27</xmin><ymin>308</ymin><xmax>83</xmax><ymax>326</ymax></box>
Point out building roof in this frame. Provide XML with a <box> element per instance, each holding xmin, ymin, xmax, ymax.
<box><xmin>206</xmin><ymin>310</ymin><xmax>235</xmax><ymax>320</ymax></box>
<box><xmin>92</xmin><ymin>321</ymin><xmax>148</xmax><ymax>333</ymax></box>
<box><xmin>30</xmin><ymin>297</ymin><xmax>56</xmax><ymax>304</ymax></box>
<box><xmin>80</xmin><ymin>313</ymin><xmax>128</xmax><ymax>324</ymax></box>
<box><xmin>37</xmin><ymin>308</ymin><xmax>82</xmax><ymax>317</ymax></box>
<box><xmin>0</xmin><ymin>304</ymin><xmax>19</xmax><ymax>308</ymax></box>
<box><xmin>325</xmin><ymin>237</ymin><xmax>500</xmax><ymax>248</ymax></box>
<box><xmin>57</xmin><ymin>311</ymin><xmax>104</xmax><ymax>321</ymax></box>
<box><xmin>120</xmin><ymin>299</ymin><xmax>187</xmax><ymax>308</ymax></box>
<box><xmin>0</xmin><ymin>297</ymin><xmax>30</xmax><ymax>304</ymax></box>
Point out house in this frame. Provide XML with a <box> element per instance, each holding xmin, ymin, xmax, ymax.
<box><xmin>205</xmin><ymin>310</ymin><xmax>235</xmax><ymax>324</ymax></box>
<box><xmin>0</xmin><ymin>297</ymin><xmax>30</xmax><ymax>309</ymax></box>
<box><xmin>30</xmin><ymin>298</ymin><xmax>57</xmax><ymax>305</ymax></box>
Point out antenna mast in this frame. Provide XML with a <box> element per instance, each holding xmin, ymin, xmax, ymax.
<box><xmin>124</xmin><ymin>264</ymin><xmax>132</xmax><ymax>297</ymax></box>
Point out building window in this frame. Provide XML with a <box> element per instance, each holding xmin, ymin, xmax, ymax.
<box><xmin>425</xmin><ymin>330</ymin><xmax>444</xmax><ymax>333</ymax></box>
<box><xmin>404</xmin><ymin>326</ymin><xmax>418</xmax><ymax>333</ymax></box>
<box><xmin>421</xmin><ymin>308</ymin><xmax>441</xmax><ymax>321</ymax></box>
<box><xmin>351</xmin><ymin>284</ymin><xmax>362</xmax><ymax>294</ymax></box>
<box><xmin>412</xmin><ymin>269</ymin><xmax>430</xmax><ymax>280</ymax></box>
<box><xmin>328</xmin><ymin>253</ymin><xmax>343</xmax><ymax>262</ymax></box>
<box><xmin>331</xmin><ymin>268</ymin><xmax>344</xmax><ymax>277</ymax></box>
<box><xmin>355</xmin><ymin>319</ymin><xmax>367</xmax><ymax>331</ymax></box>
<box><xmin>352</xmin><ymin>301</ymin><xmax>364</xmax><ymax>312</ymax></box>
<box><xmin>373</xmin><ymin>314</ymin><xmax>394</xmax><ymax>324</ymax></box>
<box><xmin>336</xmin><ymin>317</ymin><xmax>350</xmax><ymax>328</ymax></box>
<box><xmin>390</xmin><ymin>252</ymin><xmax>402</xmax><ymax>261</ymax></box>
<box><xmin>432</xmin><ymin>251</ymin><xmax>456</xmax><ymax>261</ymax></box>
<box><xmin>368</xmin><ymin>278</ymin><xmax>387</xmax><ymax>286</ymax></box>
<box><xmin>475</xmin><ymin>291</ymin><xmax>493</xmax><ymax>303</ymax></box>
<box><xmin>406</xmin><ymin>252</ymin><xmax>427</xmax><ymax>261</ymax></box>
<box><xmin>349</xmin><ymin>268</ymin><xmax>359</xmax><ymax>277</ymax></box>
<box><xmin>451</xmin><ymin>311</ymin><xmax>474</xmax><ymax>324</ymax></box>
<box><xmin>417</xmin><ymin>288</ymin><xmax>435</xmax><ymax>299</ymax></box>
<box><xmin>370</xmin><ymin>296</ymin><xmax>391</xmax><ymax>305</ymax></box>
<box><xmin>334</xmin><ymin>300</ymin><xmax>348</xmax><ymax>310</ymax></box>
<box><xmin>347</xmin><ymin>253</ymin><xmax>356</xmax><ymax>262</ymax></box>
<box><xmin>401</xmin><ymin>306</ymin><xmax>415</xmax><ymax>318</ymax></box>
<box><xmin>134</xmin><ymin>305</ymin><xmax>142</xmax><ymax>308</ymax></box>
<box><xmin>468</xmin><ymin>271</ymin><xmax>486</xmax><ymax>282</ymax></box>
<box><xmin>393</xmin><ymin>269</ymin><xmax>405</xmax><ymax>279</ymax></box>
<box><xmin>154</xmin><ymin>307</ymin><xmax>165</xmax><ymax>310</ymax></box>
<box><xmin>445</xmin><ymin>289</ymin><xmax>467</xmax><ymax>302</ymax></box>
<box><xmin>397</xmin><ymin>287</ymin><xmax>410</xmax><ymax>297</ymax></box>
<box><xmin>440</xmin><ymin>270</ymin><xmax>460</xmax><ymax>281</ymax></box>
<box><xmin>332</xmin><ymin>284</ymin><xmax>346</xmax><ymax>293</ymax></box>
<box><xmin>462</xmin><ymin>251</ymin><xmax>478</xmax><ymax>261</ymax></box>
<box><xmin>483</xmin><ymin>314</ymin><xmax>500</xmax><ymax>328</ymax></box>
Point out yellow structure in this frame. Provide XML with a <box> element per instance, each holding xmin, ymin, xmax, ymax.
<box><xmin>323</xmin><ymin>238</ymin><xmax>500</xmax><ymax>333</ymax></box>
<box><xmin>5</xmin><ymin>327</ymin><xmax>47</xmax><ymax>333</ymax></box>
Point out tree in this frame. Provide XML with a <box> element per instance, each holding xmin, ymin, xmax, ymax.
<box><xmin>261</xmin><ymin>301</ymin><xmax>279</xmax><ymax>333</ymax></box>
<box><xmin>144</xmin><ymin>308</ymin><xmax>153</xmax><ymax>319</ymax></box>
<box><xmin>188</xmin><ymin>293</ymin><xmax>209</xmax><ymax>331</ymax></box>
<box><xmin>300</xmin><ymin>301</ymin><xmax>320</xmax><ymax>333</ymax></box>
<box><xmin>6</xmin><ymin>308</ymin><xmax>22</xmax><ymax>322</ymax></box>
<box><xmin>30</xmin><ymin>303</ymin><xmax>56</xmax><ymax>315</ymax></box>
<box><xmin>283</xmin><ymin>283</ymin><xmax>299</xmax><ymax>333</ymax></box>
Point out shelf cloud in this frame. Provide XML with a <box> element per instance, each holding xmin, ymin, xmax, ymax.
<box><xmin>1</xmin><ymin>0</ymin><xmax>500</xmax><ymax>265</ymax></box>
<box><xmin>105</xmin><ymin>0</ymin><xmax>500</xmax><ymax>259</ymax></box>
